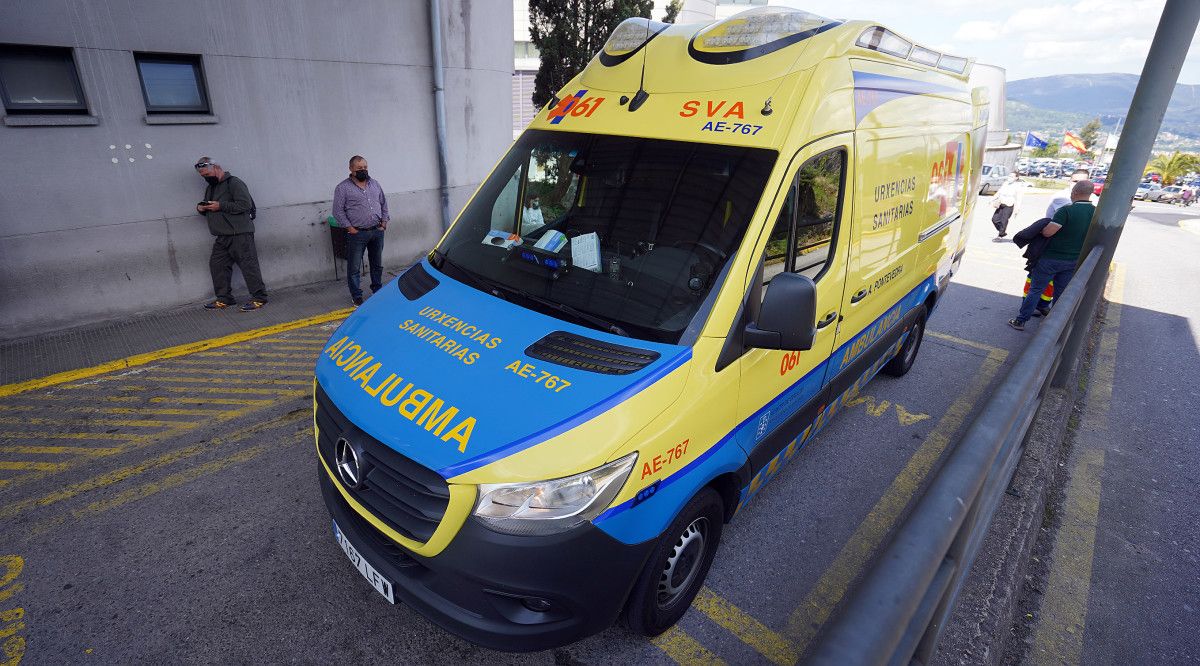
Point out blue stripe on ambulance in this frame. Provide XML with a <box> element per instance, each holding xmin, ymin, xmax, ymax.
<box><xmin>593</xmin><ymin>275</ymin><xmax>936</xmax><ymax>545</ymax></box>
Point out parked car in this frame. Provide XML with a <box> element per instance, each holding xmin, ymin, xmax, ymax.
<box><xmin>1134</xmin><ymin>182</ymin><xmax>1164</xmax><ymax>201</ymax></box>
<box><xmin>1159</xmin><ymin>185</ymin><xmax>1185</xmax><ymax>203</ymax></box>
<box><xmin>1093</xmin><ymin>176</ymin><xmax>1106</xmax><ymax>196</ymax></box>
<box><xmin>979</xmin><ymin>164</ymin><xmax>1009</xmax><ymax>195</ymax></box>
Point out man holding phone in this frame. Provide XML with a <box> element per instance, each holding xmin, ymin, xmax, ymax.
<box><xmin>195</xmin><ymin>157</ymin><xmax>269</xmax><ymax>311</ymax></box>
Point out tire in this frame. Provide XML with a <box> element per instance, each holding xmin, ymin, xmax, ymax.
<box><xmin>622</xmin><ymin>488</ymin><xmax>724</xmax><ymax>636</ymax></box>
<box><xmin>882</xmin><ymin>306</ymin><xmax>927</xmax><ymax>377</ymax></box>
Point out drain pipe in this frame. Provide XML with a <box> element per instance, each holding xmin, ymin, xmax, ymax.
<box><xmin>428</xmin><ymin>0</ymin><xmax>452</xmax><ymax>230</ymax></box>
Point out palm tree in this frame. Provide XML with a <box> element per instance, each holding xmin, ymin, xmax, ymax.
<box><xmin>1144</xmin><ymin>151</ymin><xmax>1198</xmax><ymax>185</ymax></box>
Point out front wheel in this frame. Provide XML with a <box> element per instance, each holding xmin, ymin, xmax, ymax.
<box><xmin>883</xmin><ymin>306</ymin><xmax>927</xmax><ymax>377</ymax></box>
<box><xmin>622</xmin><ymin>488</ymin><xmax>724</xmax><ymax>636</ymax></box>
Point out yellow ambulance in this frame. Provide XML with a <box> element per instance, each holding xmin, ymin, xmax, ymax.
<box><xmin>315</xmin><ymin>7</ymin><xmax>987</xmax><ymax>651</ymax></box>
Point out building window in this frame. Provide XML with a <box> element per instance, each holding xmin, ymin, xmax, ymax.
<box><xmin>0</xmin><ymin>45</ymin><xmax>88</xmax><ymax>113</ymax></box>
<box><xmin>135</xmin><ymin>53</ymin><xmax>210</xmax><ymax>114</ymax></box>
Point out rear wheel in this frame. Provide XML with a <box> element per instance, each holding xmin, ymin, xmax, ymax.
<box><xmin>622</xmin><ymin>488</ymin><xmax>724</xmax><ymax>636</ymax></box>
<box><xmin>883</xmin><ymin>306</ymin><xmax>927</xmax><ymax>377</ymax></box>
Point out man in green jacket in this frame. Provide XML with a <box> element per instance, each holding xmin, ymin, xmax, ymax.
<box><xmin>195</xmin><ymin>157</ymin><xmax>269</xmax><ymax>311</ymax></box>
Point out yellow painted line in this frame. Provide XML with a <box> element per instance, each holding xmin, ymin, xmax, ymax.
<box><xmin>159</xmin><ymin>386</ymin><xmax>307</xmax><ymax>396</ymax></box>
<box><xmin>691</xmin><ymin>586</ymin><xmax>796</xmax><ymax>665</ymax></box>
<box><xmin>131</xmin><ymin>376</ymin><xmax>310</xmax><ymax>387</ymax></box>
<box><xmin>142</xmin><ymin>367</ymin><xmax>309</xmax><ymax>377</ymax></box>
<box><xmin>170</xmin><ymin>359</ymin><xmax>316</xmax><ymax>370</ymax></box>
<box><xmin>928</xmin><ymin>331</ymin><xmax>1008</xmax><ymax>355</ymax></box>
<box><xmin>193</xmin><ymin>351</ymin><xmax>315</xmax><ymax>359</ymax></box>
<box><xmin>1030</xmin><ymin>263</ymin><xmax>1124</xmax><ymax>666</ymax></box>
<box><xmin>260</xmin><ymin>344</ymin><xmax>325</xmax><ymax>351</ymax></box>
<box><xmin>0</xmin><ymin>416</ymin><xmax>179</xmax><ymax>428</ymax></box>
<box><xmin>0</xmin><ymin>431</ymin><xmax>149</xmax><ymax>441</ymax></box>
<box><xmin>652</xmin><ymin>626</ymin><xmax>728</xmax><ymax>666</ymax></box>
<box><xmin>149</xmin><ymin>396</ymin><xmax>271</xmax><ymax>406</ymax></box>
<box><xmin>784</xmin><ymin>345</ymin><xmax>1009</xmax><ymax>653</ymax></box>
<box><xmin>1179</xmin><ymin>218</ymin><xmax>1200</xmax><ymax>235</ymax></box>
<box><xmin>25</xmin><ymin>394</ymin><xmax>142</xmax><ymax>403</ymax></box>
<box><xmin>57</xmin><ymin>384</ymin><xmax>147</xmax><ymax>391</ymax></box>
<box><xmin>0</xmin><ymin>461</ymin><xmax>67</xmax><ymax>472</ymax></box>
<box><xmin>0</xmin><ymin>309</ymin><xmax>350</xmax><ymax>398</ymax></box>
<box><xmin>0</xmin><ymin>445</ymin><xmax>124</xmax><ymax>456</ymax></box>
<box><xmin>261</xmin><ymin>336</ymin><xmax>331</xmax><ymax>343</ymax></box>
<box><xmin>0</xmin><ymin>417</ymin><xmax>310</xmax><ymax>522</ymax></box>
<box><xmin>0</xmin><ymin>405</ymin><xmax>221</xmax><ymax>416</ymax></box>
<box><xmin>26</xmin><ymin>428</ymin><xmax>308</xmax><ymax>537</ymax></box>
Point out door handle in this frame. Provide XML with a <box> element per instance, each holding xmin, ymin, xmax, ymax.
<box><xmin>817</xmin><ymin>311</ymin><xmax>838</xmax><ymax>329</ymax></box>
<box><xmin>850</xmin><ymin>289</ymin><xmax>868</xmax><ymax>304</ymax></box>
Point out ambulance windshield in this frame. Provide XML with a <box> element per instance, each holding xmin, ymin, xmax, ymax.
<box><xmin>433</xmin><ymin>130</ymin><xmax>776</xmax><ymax>344</ymax></box>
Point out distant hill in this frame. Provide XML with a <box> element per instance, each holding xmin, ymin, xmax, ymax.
<box><xmin>1006</xmin><ymin>73</ymin><xmax>1200</xmax><ymax>141</ymax></box>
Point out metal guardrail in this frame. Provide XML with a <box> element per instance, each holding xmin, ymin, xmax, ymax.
<box><xmin>806</xmin><ymin>246</ymin><xmax>1104</xmax><ymax>666</ymax></box>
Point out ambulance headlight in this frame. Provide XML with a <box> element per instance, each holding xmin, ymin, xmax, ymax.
<box><xmin>473</xmin><ymin>453</ymin><xmax>637</xmax><ymax>536</ymax></box>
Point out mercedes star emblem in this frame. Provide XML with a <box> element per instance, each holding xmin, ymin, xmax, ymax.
<box><xmin>335</xmin><ymin>437</ymin><xmax>363</xmax><ymax>489</ymax></box>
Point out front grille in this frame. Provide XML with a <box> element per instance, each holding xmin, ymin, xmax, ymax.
<box><xmin>525</xmin><ymin>331</ymin><xmax>660</xmax><ymax>375</ymax></box>
<box><xmin>315</xmin><ymin>385</ymin><xmax>450</xmax><ymax>543</ymax></box>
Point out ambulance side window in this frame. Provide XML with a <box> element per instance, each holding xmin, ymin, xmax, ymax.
<box><xmin>761</xmin><ymin>148</ymin><xmax>845</xmax><ymax>295</ymax></box>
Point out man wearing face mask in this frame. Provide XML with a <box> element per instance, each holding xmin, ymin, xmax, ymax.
<box><xmin>195</xmin><ymin>157</ymin><xmax>269</xmax><ymax>311</ymax></box>
<box><xmin>332</xmin><ymin>155</ymin><xmax>389</xmax><ymax>306</ymax></box>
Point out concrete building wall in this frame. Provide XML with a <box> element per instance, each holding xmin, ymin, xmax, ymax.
<box><xmin>0</xmin><ymin>0</ymin><xmax>513</xmax><ymax>337</ymax></box>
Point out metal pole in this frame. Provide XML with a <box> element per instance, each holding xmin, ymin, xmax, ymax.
<box><xmin>428</xmin><ymin>0</ymin><xmax>452</xmax><ymax>231</ymax></box>
<box><xmin>1054</xmin><ymin>0</ymin><xmax>1200</xmax><ymax>386</ymax></box>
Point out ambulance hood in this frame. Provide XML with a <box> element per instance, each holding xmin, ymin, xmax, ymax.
<box><xmin>315</xmin><ymin>261</ymin><xmax>691</xmax><ymax>481</ymax></box>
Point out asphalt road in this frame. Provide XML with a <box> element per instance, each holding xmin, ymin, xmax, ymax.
<box><xmin>1012</xmin><ymin>199</ymin><xmax>1200</xmax><ymax>665</ymax></box>
<box><xmin>0</xmin><ymin>192</ymin><xmax>1115</xmax><ymax>665</ymax></box>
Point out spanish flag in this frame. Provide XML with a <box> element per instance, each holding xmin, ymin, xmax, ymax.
<box><xmin>1063</xmin><ymin>131</ymin><xmax>1087</xmax><ymax>154</ymax></box>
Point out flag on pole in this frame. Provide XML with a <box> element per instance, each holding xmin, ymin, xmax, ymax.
<box><xmin>1063</xmin><ymin>131</ymin><xmax>1087</xmax><ymax>154</ymax></box>
<box><xmin>1024</xmin><ymin>131</ymin><xmax>1048</xmax><ymax>150</ymax></box>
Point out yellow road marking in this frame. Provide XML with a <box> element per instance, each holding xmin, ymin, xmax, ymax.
<box><xmin>261</xmin><ymin>337</ymin><xmax>330</xmax><ymax>344</ymax></box>
<box><xmin>25</xmin><ymin>428</ymin><xmax>307</xmax><ymax>537</ymax></box>
<box><xmin>0</xmin><ymin>405</ymin><xmax>222</xmax><ymax>416</ymax></box>
<box><xmin>0</xmin><ymin>412</ymin><xmax>310</xmax><ymax>521</ymax></box>
<box><xmin>193</xmin><ymin>351</ymin><xmax>315</xmax><ymax>359</ymax></box>
<box><xmin>1</xmin><ymin>445</ymin><xmax>124</xmax><ymax>456</ymax></box>
<box><xmin>1031</xmin><ymin>263</ymin><xmax>1124</xmax><ymax>666</ymax></box>
<box><xmin>159</xmin><ymin>386</ymin><xmax>307</xmax><ymax>396</ymax></box>
<box><xmin>0</xmin><ymin>416</ymin><xmax>179</xmax><ymax>428</ymax></box>
<box><xmin>56</xmin><ymin>384</ymin><xmax>148</xmax><ymax>391</ymax></box>
<box><xmin>652</xmin><ymin>626</ymin><xmax>728</xmax><ymax>666</ymax></box>
<box><xmin>142</xmin><ymin>367</ymin><xmax>309</xmax><ymax>377</ymax></box>
<box><xmin>149</xmin><ymin>397</ymin><xmax>271</xmax><ymax>406</ymax></box>
<box><xmin>0</xmin><ymin>432</ymin><xmax>149</xmax><ymax>441</ymax></box>
<box><xmin>0</xmin><ymin>309</ymin><xmax>349</xmax><ymax>398</ymax></box>
<box><xmin>0</xmin><ymin>461</ymin><xmax>67</xmax><ymax>472</ymax></box>
<box><xmin>170</xmin><ymin>359</ymin><xmax>315</xmax><ymax>368</ymax></box>
<box><xmin>784</xmin><ymin>345</ymin><xmax>1008</xmax><ymax>654</ymax></box>
<box><xmin>128</xmin><ymin>376</ymin><xmax>310</xmax><ymax>387</ymax></box>
<box><xmin>691</xmin><ymin>586</ymin><xmax>796</xmax><ymax>665</ymax></box>
<box><xmin>24</xmin><ymin>394</ymin><xmax>142</xmax><ymax>403</ymax></box>
<box><xmin>260</xmin><ymin>344</ymin><xmax>325</xmax><ymax>351</ymax></box>
<box><xmin>928</xmin><ymin>331</ymin><xmax>1006</xmax><ymax>354</ymax></box>
<box><xmin>1179</xmin><ymin>218</ymin><xmax>1200</xmax><ymax>235</ymax></box>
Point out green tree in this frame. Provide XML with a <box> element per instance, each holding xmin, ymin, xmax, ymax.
<box><xmin>662</xmin><ymin>0</ymin><xmax>683</xmax><ymax>22</ymax></box>
<box><xmin>1031</xmin><ymin>141</ymin><xmax>1060</xmax><ymax>158</ymax></box>
<box><xmin>528</xmin><ymin>0</ymin><xmax>655</xmax><ymax>108</ymax></box>
<box><xmin>1079</xmin><ymin>117</ymin><xmax>1102</xmax><ymax>150</ymax></box>
<box><xmin>1144</xmin><ymin>151</ymin><xmax>1199</xmax><ymax>185</ymax></box>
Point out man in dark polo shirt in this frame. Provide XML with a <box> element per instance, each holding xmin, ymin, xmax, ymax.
<box><xmin>332</xmin><ymin>155</ymin><xmax>389</xmax><ymax>306</ymax></box>
<box><xmin>1009</xmin><ymin>180</ymin><xmax>1095</xmax><ymax>330</ymax></box>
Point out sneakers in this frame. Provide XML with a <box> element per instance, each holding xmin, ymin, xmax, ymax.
<box><xmin>239</xmin><ymin>300</ymin><xmax>266</xmax><ymax>312</ymax></box>
<box><xmin>1007</xmin><ymin>318</ymin><xmax>1025</xmax><ymax>331</ymax></box>
<box><xmin>352</xmin><ymin>296</ymin><xmax>364</xmax><ymax>307</ymax></box>
<box><xmin>1032</xmin><ymin>307</ymin><xmax>1051</xmax><ymax>318</ymax></box>
<box><xmin>203</xmin><ymin>300</ymin><xmax>232</xmax><ymax>310</ymax></box>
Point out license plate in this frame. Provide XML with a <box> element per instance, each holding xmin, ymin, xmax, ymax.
<box><xmin>333</xmin><ymin>520</ymin><xmax>395</xmax><ymax>604</ymax></box>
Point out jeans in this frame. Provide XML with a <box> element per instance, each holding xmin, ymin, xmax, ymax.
<box><xmin>345</xmin><ymin>227</ymin><xmax>384</xmax><ymax>299</ymax></box>
<box><xmin>1016</xmin><ymin>257</ymin><xmax>1076</xmax><ymax>322</ymax></box>
<box><xmin>210</xmin><ymin>233</ymin><xmax>269</xmax><ymax>304</ymax></box>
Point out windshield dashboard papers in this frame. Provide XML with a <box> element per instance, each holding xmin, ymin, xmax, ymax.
<box><xmin>482</xmin><ymin>230</ymin><xmax>522</xmax><ymax>249</ymax></box>
<box><xmin>533</xmin><ymin>229</ymin><xmax>568</xmax><ymax>253</ymax></box>
<box><xmin>570</xmin><ymin>232</ymin><xmax>601</xmax><ymax>272</ymax></box>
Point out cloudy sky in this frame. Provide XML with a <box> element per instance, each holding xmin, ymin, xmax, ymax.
<box><xmin>773</xmin><ymin>0</ymin><xmax>1200</xmax><ymax>83</ymax></box>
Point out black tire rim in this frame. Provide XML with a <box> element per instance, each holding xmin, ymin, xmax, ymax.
<box><xmin>904</xmin><ymin>321</ymin><xmax>923</xmax><ymax>365</ymax></box>
<box><xmin>656</xmin><ymin>516</ymin><xmax>709</xmax><ymax>610</ymax></box>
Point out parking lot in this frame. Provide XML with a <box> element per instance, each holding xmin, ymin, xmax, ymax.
<box><xmin>0</xmin><ymin>194</ymin><xmax>1103</xmax><ymax>665</ymax></box>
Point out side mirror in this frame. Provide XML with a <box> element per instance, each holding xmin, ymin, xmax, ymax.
<box><xmin>744</xmin><ymin>272</ymin><xmax>817</xmax><ymax>351</ymax></box>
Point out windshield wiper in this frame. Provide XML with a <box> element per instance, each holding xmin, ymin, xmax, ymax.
<box><xmin>435</xmin><ymin>252</ymin><xmax>509</xmax><ymax>301</ymax></box>
<box><xmin>505</xmin><ymin>287</ymin><xmax>630</xmax><ymax>338</ymax></box>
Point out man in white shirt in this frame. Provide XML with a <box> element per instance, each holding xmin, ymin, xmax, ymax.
<box><xmin>522</xmin><ymin>194</ymin><xmax>545</xmax><ymax>233</ymax></box>
<box><xmin>991</xmin><ymin>175</ymin><xmax>1023</xmax><ymax>239</ymax></box>
<box><xmin>1046</xmin><ymin>168</ymin><xmax>1093</xmax><ymax>218</ymax></box>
